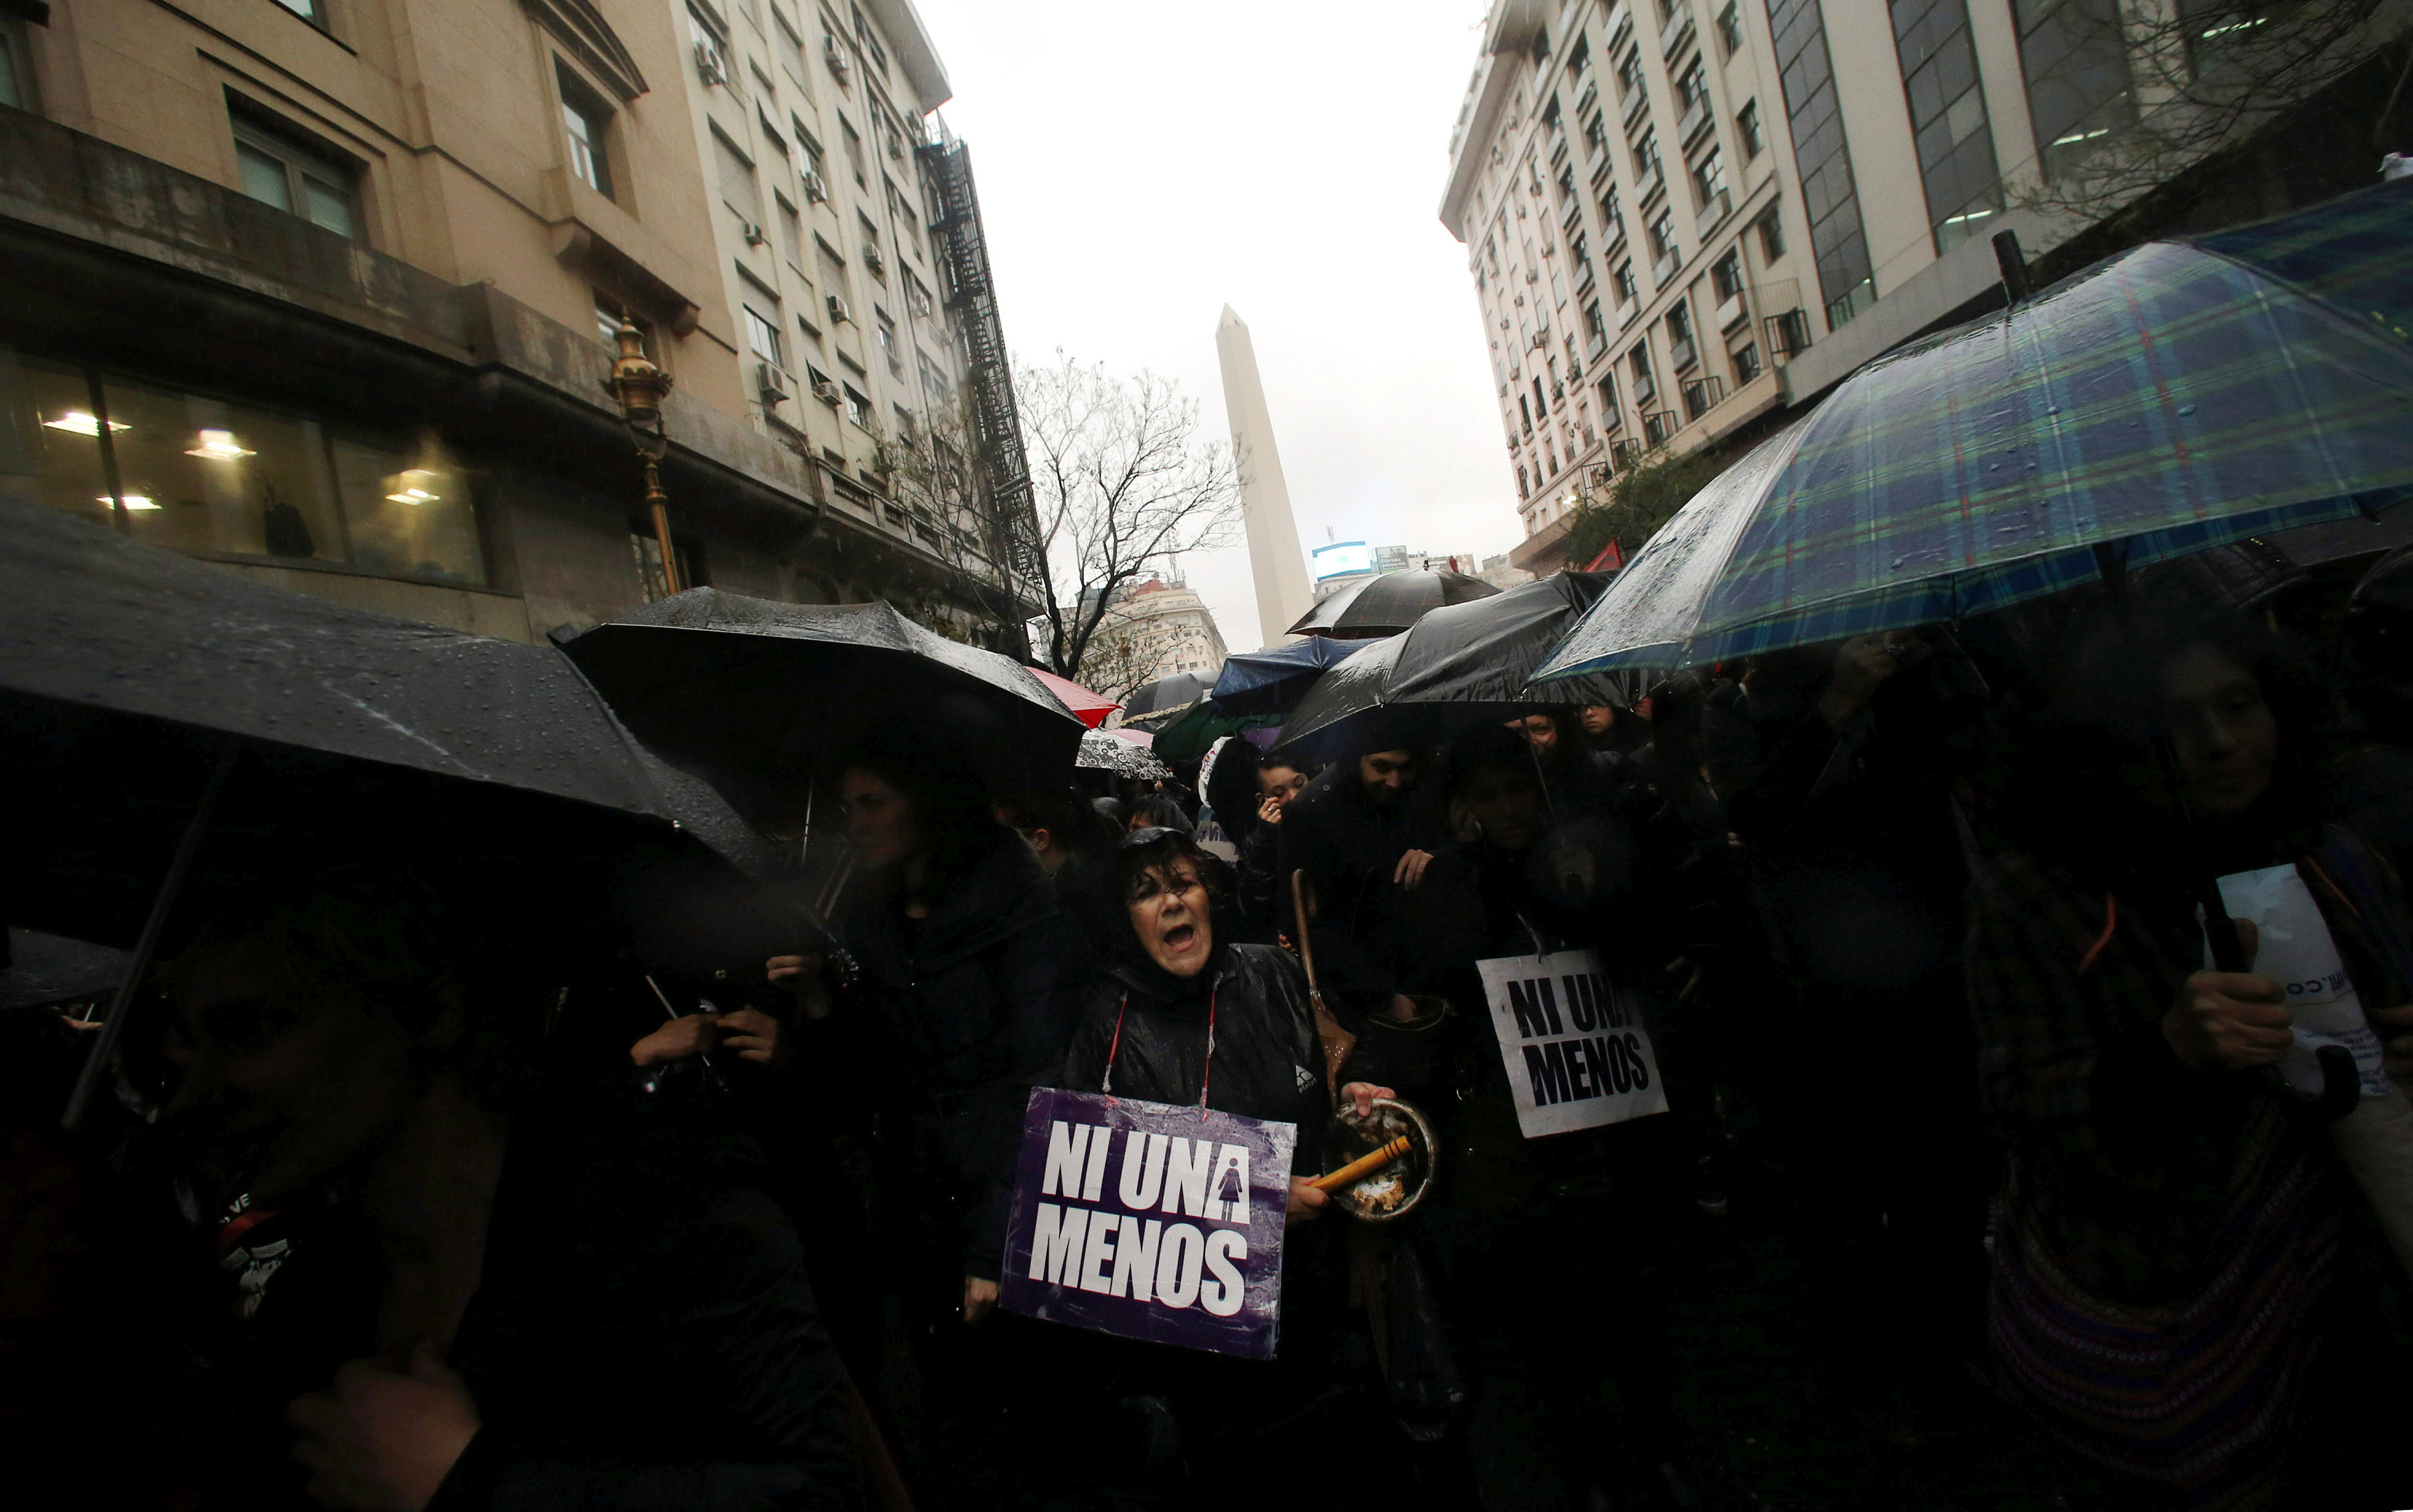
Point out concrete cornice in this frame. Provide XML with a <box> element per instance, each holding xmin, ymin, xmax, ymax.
<box><xmin>862</xmin><ymin>0</ymin><xmax>952</xmax><ymax>114</ymax></box>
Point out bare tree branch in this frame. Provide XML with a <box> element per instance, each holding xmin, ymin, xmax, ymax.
<box><xmin>2012</xmin><ymin>0</ymin><xmax>2409</xmax><ymax>220</ymax></box>
<box><xmin>1014</xmin><ymin>352</ymin><xmax>1241</xmax><ymax>689</ymax></box>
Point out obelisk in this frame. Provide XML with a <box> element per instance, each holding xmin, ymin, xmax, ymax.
<box><xmin>1215</xmin><ymin>307</ymin><xmax>1315</xmax><ymax>649</ymax></box>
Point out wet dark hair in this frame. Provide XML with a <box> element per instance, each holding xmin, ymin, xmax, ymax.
<box><xmin>837</xmin><ymin>729</ymin><xmax>1012</xmax><ymax>898</ymax></box>
<box><xmin>996</xmin><ymin>785</ymin><xmax>1115</xmax><ymax>860</ymax></box>
<box><xmin>1114</xmin><ymin>827</ymin><xmax>1222</xmax><ymax>904</ymax></box>
<box><xmin>1443</xmin><ymin>723</ymin><xmax>1545</xmax><ymax>798</ymax></box>
<box><xmin>1127</xmin><ymin>794</ymin><xmax>1193</xmax><ymax>834</ymax></box>
<box><xmin>2003</xmin><ymin>605</ymin><xmax>2335</xmax><ymax>878</ymax></box>
<box><xmin>169</xmin><ymin>876</ymin><xmax>544</xmax><ymax>1109</ymax></box>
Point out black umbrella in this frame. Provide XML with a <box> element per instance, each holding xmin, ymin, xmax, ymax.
<box><xmin>1278</xmin><ymin>573</ymin><xmax>1613</xmax><ymax>762</ymax></box>
<box><xmin>1286</xmin><ymin>567</ymin><xmax>1502</xmax><ymax>639</ymax></box>
<box><xmin>0</xmin><ymin>492</ymin><xmax>789</xmax><ymax>1124</ymax></box>
<box><xmin>563</xmin><ymin>589</ymin><xmax>1084</xmax><ymax>820</ymax></box>
<box><xmin>1117</xmin><ymin>671</ymin><xmax>1215</xmax><ymax>729</ymax></box>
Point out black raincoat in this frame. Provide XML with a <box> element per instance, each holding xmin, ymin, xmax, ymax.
<box><xmin>838</xmin><ymin>839</ymin><xmax>1088</xmax><ymax>1282</ymax></box>
<box><xmin>1061</xmin><ymin>942</ymin><xmax>1328</xmax><ymax>1169</ymax></box>
<box><xmin>1274</xmin><ymin>765</ymin><xmax>1449</xmax><ymax>1023</ymax></box>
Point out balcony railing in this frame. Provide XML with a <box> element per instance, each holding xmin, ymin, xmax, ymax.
<box><xmin>1677</xmin><ymin>96</ymin><xmax>1710</xmax><ymax>146</ymax></box>
<box><xmin>1606</xmin><ymin>1</ymin><xmax>1635</xmax><ymax>54</ymax></box>
<box><xmin>1642</xmin><ymin>410</ymin><xmax>1679</xmax><ymax>445</ymax></box>
<box><xmin>1659</xmin><ymin>1</ymin><xmax>1696</xmax><ymax>59</ymax></box>
<box><xmin>1611</xmin><ymin>437</ymin><xmax>1643</xmax><ymax>467</ymax></box>
<box><xmin>1682</xmin><ymin>374</ymin><xmax>1725</xmax><ymax>420</ymax></box>
<box><xmin>1633</xmin><ymin>374</ymin><xmax>1657</xmax><ymax>407</ymax></box>
<box><xmin>1714</xmin><ymin>288</ymin><xmax>1748</xmax><ymax>331</ymax></box>
<box><xmin>1635</xmin><ymin>160</ymin><xmax>1666</xmax><ymax>203</ymax></box>
<box><xmin>1695</xmin><ymin>187</ymin><xmax>1733</xmax><ymax>240</ymax></box>
<box><xmin>1622</xmin><ymin>85</ymin><xmax>1650</xmax><ymax>128</ymax></box>
<box><xmin>1668</xmin><ymin>335</ymin><xmax>1697</xmax><ymax>372</ymax></box>
<box><xmin>1650</xmin><ymin>246</ymin><xmax>1679</xmax><ymax>287</ymax></box>
<box><xmin>1764</xmin><ymin>306</ymin><xmax>1812</xmax><ymax>358</ymax></box>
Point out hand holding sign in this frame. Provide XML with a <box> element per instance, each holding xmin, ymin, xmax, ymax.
<box><xmin>1478</xmin><ymin>949</ymin><xmax>1668</xmax><ymax>1139</ymax></box>
<box><xmin>1001</xmin><ymin>1089</ymin><xmax>1296</xmax><ymax>1359</ymax></box>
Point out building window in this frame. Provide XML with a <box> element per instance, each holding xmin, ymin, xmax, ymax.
<box><xmin>233</xmin><ymin>115</ymin><xmax>361</xmax><ymax>239</ymax></box>
<box><xmin>1616</xmin><ymin>48</ymin><xmax>1645</xmax><ymax>103</ymax></box>
<box><xmin>745</xmin><ymin>304</ymin><xmax>785</xmax><ymax>369</ymax></box>
<box><xmin>2015</xmin><ymin>0</ymin><xmax>2137</xmax><ymax>181</ymax></box>
<box><xmin>1711</xmin><ymin>248</ymin><xmax>1745</xmax><ymax>301</ymax></box>
<box><xmin>274</xmin><ymin>0</ymin><xmax>323</xmax><ymax>23</ymax></box>
<box><xmin>1517</xmin><ymin>464</ymin><xmax>1530</xmax><ymax>498</ymax></box>
<box><xmin>1692</xmin><ymin>149</ymin><xmax>1729</xmax><ymax>210</ymax></box>
<box><xmin>1717</xmin><ymin>1</ymin><xmax>1745</xmax><ymax>54</ymax></box>
<box><xmin>558</xmin><ymin>69</ymin><xmax>615</xmax><ymax>200</ymax></box>
<box><xmin>1584</xmin><ymin>301</ymin><xmax>1608</xmax><ymax>354</ymax></box>
<box><xmin>1628</xmin><ymin>345</ymin><xmax>1656</xmax><ymax>405</ymax></box>
<box><xmin>1757</xmin><ymin>209</ymin><xmax>1787</xmax><ymax>260</ymax></box>
<box><xmin>796</xmin><ymin>120</ymin><xmax>826</xmax><ymax>183</ymax></box>
<box><xmin>1613</xmin><ymin>259</ymin><xmax>1638</xmax><ymax>304</ymax></box>
<box><xmin>0</xmin><ymin>21</ymin><xmax>28</xmax><ymax>111</ymax></box>
<box><xmin>1675</xmin><ymin>59</ymin><xmax>1710</xmax><ymax>120</ymax></box>
<box><xmin>777</xmin><ymin>195</ymin><xmax>805</xmax><ymax>268</ymax></box>
<box><xmin>775</xmin><ymin>10</ymin><xmax>813</xmax><ymax>94</ymax></box>
<box><xmin>1733</xmin><ymin>341</ymin><xmax>1764</xmax><ymax>383</ymax></box>
<box><xmin>1897</xmin><ymin>0</ymin><xmax>2006</xmax><ymax>251</ymax></box>
<box><xmin>1764</xmin><ymin>0</ymin><xmax>1872</xmax><ymax>329</ymax></box>
<box><xmin>1646</xmin><ymin>210</ymin><xmax>1677</xmax><ymax>266</ymax></box>
<box><xmin>595</xmin><ymin>299</ymin><xmax>654</xmax><ymax>356</ymax></box>
<box><xmin>876</xmin><ymin>308</ymin><xmax>901</xmax><ymax>374</ymax></box>
<box><xmin>1630</xmin><ymin>128</ymin><xmax>1662</xmax><ymax>184</ymax></box>
<box><xmin>711</xmin><ymin>126</ymin><xmax>760</xmax><ymax>225</ymax></box>
<box><xmin>842</xmin><ymin>383</ymin><xmax>870</xmax><ymax>430</ymax></box>
<box><xmin>840</xmin><ymin>116</ymin><xmax>867</xmax><ymax>188</ymax></box>
<box><xmin>1</xmin><ymin>350</ymin><xmax>488</xmax><ymax>585</ymax></box>
<box><xmin>1737</xmin><ymin>99</ymin><xmax>1764</xmax><ymax>159</ymax></box>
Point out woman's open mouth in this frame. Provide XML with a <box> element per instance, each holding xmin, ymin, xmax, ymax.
<box><xmin>1160</xmin><ymin>922</ymin><xmax>1198</xmax><ymax>954</ymax></box>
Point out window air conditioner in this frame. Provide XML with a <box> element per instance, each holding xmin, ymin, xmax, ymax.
<box><xmin>824</xmin><ymin>35</ymin><xmax>849</xmax><ymax>81</ymax></box>
<box><xmin>743</xmin><ymin>222</ymin><xmax>767</xmax><ymax>248</ymax></box>
<box><xmin>694</xmin><ymin>39</ymin><xmax>730</xmax><ymax>86</ymax></box>
<box><xmin>802</xmin><ymin>170</ymin><xmax>827</xmax><ymax>203</ymax></box>
<box><xmin>863</xmin><ymin>244</ymin><xmax>885</xmax><ymax>276</ymax></box>
<box><xmin>812</xmin><ymin>377</ymin><xmax>842</xmax><ymax>405</ymax></box>
<box><xmin>757</xmin><ymin>362</ymin><xmax>791</xmax><ymax>405</ymax></box>
<box><xmin>827</xmin><ymin>293</ymin><xmax>853</xmax><ymax>324</ymax></box>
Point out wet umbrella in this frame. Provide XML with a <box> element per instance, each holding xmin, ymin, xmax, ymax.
<box><xmin>563</xmin><ymin>589</ymin><xmax>1085</xmax><ymax>821</ymax></box>
<box><xmin>1535</xmin><ymin>179</ymin><xmax>2413</xmax><ymax>680</ymax></box>
<box><xmin>0</xmin><ymin>492</ymin><xmax>787</xmax><ymax>1125</ymax></box>
<box><xmin>1116</xmin><ymin>671</ymin><xmax>1215</xmax><ymax>730</ymax></box>
<box><xmin>1078</xmin><ymin>729</ymin><xmax>1173</xmax><ymax>781</ymax></box>
<box><xmin>1286</xmin><ymin>567</ymin><xmax>1501</xmax><ymax>639</ymax></box>
<box><xmin>2</xmin><ymin>929</ymin><xmax>132</xmax><ymax>1013</ymax></box>
<box><xmin>1210</xmin><ymin>638</ymin><xmax>1365</xmax><ymax>714</ymax></box>
<box><xmin>1031</xmin><ymin>667</ymin><xmax>1120</xmax><ymax>729</ymax></box>
<box><xmin>1279</xmin><ymin>573</ymin><xmax>1615</xmax><ymax>763</ymax></box>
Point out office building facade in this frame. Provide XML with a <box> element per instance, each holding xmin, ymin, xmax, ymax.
<box><xmin>1441</xmin><ymin>0</ymin><xmax>2245</xmax><ymax>570</ymax></box>
<box><xmin>0</xmin><ymin>0</ymin><xmax>1037</xmax><ymax>645</ymax></box>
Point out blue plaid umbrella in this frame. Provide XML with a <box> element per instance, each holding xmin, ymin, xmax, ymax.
<box><xmin>1535</xmin><ymin>179</ymin><xmax>2413</xmax><ymax>678</ymax></box>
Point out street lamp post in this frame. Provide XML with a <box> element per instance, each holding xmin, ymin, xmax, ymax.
<box><xmin>605</xmin><ymin>315</ymin><xmax>680</xmax><ymax>596</ymax></box>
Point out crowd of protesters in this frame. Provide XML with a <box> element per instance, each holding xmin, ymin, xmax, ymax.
<box><xmin>10</xmin><ymin>538</ymin><xmax>2413</xmax><ymax>1511</ymax></box>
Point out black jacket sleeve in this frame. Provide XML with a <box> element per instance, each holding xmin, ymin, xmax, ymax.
<box><xmin>960</xmin><ymin>911</ymin><xmax>1089</xmax><ymax>1282</ymax></box>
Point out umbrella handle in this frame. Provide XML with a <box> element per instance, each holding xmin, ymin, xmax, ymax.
<box><xmin>62</xmin><ymin>736</ymin><xmax>240</xmax><ymax>1131</ymax></box>
<box><xmin>1291</xmin><ymin>869</ymin><xmax>1356</xmax><ymax>1105</ymax></box>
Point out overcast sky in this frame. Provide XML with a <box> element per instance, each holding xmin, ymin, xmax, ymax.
<box><xmin>911</xmin><ymin>0</ymin><xmax>1517</xmax><ymax>654</ymax></box>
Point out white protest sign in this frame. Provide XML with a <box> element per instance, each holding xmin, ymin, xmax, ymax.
<box><xmin>1477</xmin><ymin>947</ymin><xmax>1669</xmax><ymax>1138</ymax></box>
<box><xmin>2214</xmin><ymin>863</ymin><xmax>2391</xmax><ymax>1099</ymax></box>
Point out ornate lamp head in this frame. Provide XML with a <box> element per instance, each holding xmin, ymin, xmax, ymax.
<box><xmin>605</xmin><ymin>314</ymin><xmax>672</xmax><ymax>435</ymax></box>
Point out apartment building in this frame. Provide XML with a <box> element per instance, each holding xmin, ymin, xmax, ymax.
<box><xmin>1442</xmin><ymin>0</ymin><xmax>2122</xmax><ymax>570</ymax></box>
<box><xmin>1090</xmin><ymin>574</ymin><xmax>1229</xmax><ymax>698</ymax></box>
<box><xmin>0</xmin><ymin>0</ymin><xmax>1036</xmax><ymax>645</ymax></box>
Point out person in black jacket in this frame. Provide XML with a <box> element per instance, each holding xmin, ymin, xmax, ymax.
<box><xmin>158</xmin><ymin>880</ymin><xmax>856</xmax><ymax>1512</ymax></box>
<box><xmin>771</xmin><ymin>734</ymin><xmax>1089</xmax><ymax>1329</ymax></box>
<box><xmin>1060</xmin><ymin>827</ymin><xmax>1391</xmax><ymax>1495</ymax></box>
<box><xmin>1275</xmin><ymin>747</ymin><xmax>1449</xmax><ymax>1028</ymax></box>
<box><xmin>1351</xmin><ymin>725</ymin><xmax>1697</xmax><ymax>1509</ymax></box>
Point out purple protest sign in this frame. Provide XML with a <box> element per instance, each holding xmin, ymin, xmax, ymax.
<box><xmin>999</xmin><ymin>1087</ymin><xmax>1296</xmax><ymax>1360</ymax></box>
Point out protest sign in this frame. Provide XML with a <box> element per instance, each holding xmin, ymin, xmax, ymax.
<box><xmin>1477</xmin><ymin>948</ymin><xmax>1668</xmax><ymax>1138</ymax></box>
<box><xmin>999</xmin><ymin>1087</ymin><xmax>1296</xmax><ymax>1360</ymax></box>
